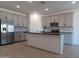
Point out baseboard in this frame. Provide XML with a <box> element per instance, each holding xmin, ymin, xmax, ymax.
<box><xmin>64</xmin><ymin>43</ymin><xmax>79</xmax><ymax>46</ymax></box>
<box><xmin>28</xmin><ymin>45</ymin><xmax>61</xmax><ymax>55</ymax></box>
<box><xmin>64</xmin><ymin>43</ymin><xmax>72</xmax><ymax>45</ymax></box>
<box><xmin>14</xmin><ymin>40</ymin><xmax>27</xmax><ymax>43</ymax></box>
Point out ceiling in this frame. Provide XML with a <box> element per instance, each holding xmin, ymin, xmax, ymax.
<box><xmin>0</xmin><ymin>1</ymin><xmax>79</xmax><ymax>14</ymax></box>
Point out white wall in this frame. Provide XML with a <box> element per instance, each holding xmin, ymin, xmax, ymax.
<box><xmin>72</xmin><ymin>9</ymin><xmax>79</xmax><ymax>45</ymax></box>
<box><xmin>30</xmin><ymin>13</ymin><xmax>43</xmax><ymax>33</ymax></box>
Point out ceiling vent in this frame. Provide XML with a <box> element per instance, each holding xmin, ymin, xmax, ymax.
<box><xmin>40</xmin><ymin>1</ymin><xmax>46</xmax><ymax>4</ymax></box>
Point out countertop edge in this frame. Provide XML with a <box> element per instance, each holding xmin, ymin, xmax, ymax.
<box><xmin>24</xmin><ymin>32</ymin><xmax>72</xmax><ymax>35</ymax></box>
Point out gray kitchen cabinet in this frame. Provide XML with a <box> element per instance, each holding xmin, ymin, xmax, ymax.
<box><xmin>23</xmin><ymin>16</ymin><xmax>27</xmax><ymax>27</ymax></box>
<box><xmin>45</xmin><ymin>17</ymin><xmax>51</xmax><ymax>27</ymax></box>
<box><xmin>6</xmin><ymin>12</ymin><xmax>13</xmax><ymax>21</ymax></box>
<box><xmin>1</xmin><ymin>11</ymin><xmax>14</xmax><ymax>22</ymax></box>
<box><xmin>0</xmin><ymin>11</ymin><xmax>27</xmax><ymax>27</ymax></box>
<box><xmin>20</xmin><ymin>33</ymin><xmax>23</xmax><ymax>40</ymax></box>
<box><xmin>43</xmin><ymin>12</ymin><xmax>73</xmax><ymax>27</ymax></box>
<box><xmin>59</xmin><ymin>14</ymin><xmax>65</xmax><ymax>27</ymax></box>
<box><xmin>42</xmin><ymin>17</ymin><xmax>46</xmax><ymax>27</ymax></box>
<box><xmin>42</xmin><ymin>15</ymin><xmax>59</xmax><ymax>27</ymax></box>
<box><xmin>1</xmin><ymin>11</ymin><xmax>7</xmax><ymax>20</ymax></box>
<box><xmin>19</xmin><ymin>16</ymin><xmax>23</xmax><ymax>27</ymax></box>
<box><xmin>13</xmin><ymin>14</ymin><xmax>19</xmax><ymax>26</ymax></box>
<box><xmin>20</xmin><ymin>32</ymin><xmax>26</xmax><ymax>41</ymax></box>
<box><xmin>0</xmin><ymin>11</ymin><xmax>2</xmax><ymax>19</ymax></box>
<box><xmin>64</xmin><ymin>34</ymin><xmax>72</xmax><ymax>44</ymax></box>
<box><xmin>14</xmin><ymin>32</ymin><xmax>26</xmax><ymax>42</ymax></box>
<box><xmin>14</xmin><ymin>32</ymin><xmax>20</xmax><ymax>42</ymax></box>
<box><xmin>53</xmin><ymin>15</ymin><xmax>59</xmax><ymax>23</ymax></box>
<box><xmin>65</xmin><ymin>13</ymin><xmax>73</xmax><ymax>26</ymax></box>
<box><xmin>51</xmin><ymin>16</ymin><xmax>54</xmax><ymax>23</ymax></box>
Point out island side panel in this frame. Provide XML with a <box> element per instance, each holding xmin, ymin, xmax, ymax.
<box><xmin>26</xmin><ymin>33</ymin><xmax>62</xmax><ymax>54</ymax></box>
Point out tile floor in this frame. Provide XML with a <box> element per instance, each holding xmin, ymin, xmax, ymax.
<box><xmin>0</xmin><ymin>41</ymin><xmax>79</xmax><ymax>58</ymax></box>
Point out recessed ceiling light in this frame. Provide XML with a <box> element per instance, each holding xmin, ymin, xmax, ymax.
<box><xmin>16</xmin><ymin>5</ymin><xmax>20</xmax><ymax>8</ymax></box>
<box><xmin>45</xmin><ymin>8</ymin><xmax>48</xmax><ymax>11</ymax></box>
<box><xmin>72</xmin><ymin>1</ymin><xmax>76</xmax><ymax>4</ymax></box>
<box><xmin>33</xmin><ymin>12</ymin><xmax>37</xmax><ymax>14</ymax></box>
<box><xmin>28</xmin><ymin>1</ymin><xmax>32</xmax><ymax>3</ymax></box>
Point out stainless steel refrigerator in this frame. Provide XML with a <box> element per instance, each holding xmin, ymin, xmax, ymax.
<box><xmin>0</xmin><ymin>19</ymin><xmax>15</xmax><ymax>45</ymax></box>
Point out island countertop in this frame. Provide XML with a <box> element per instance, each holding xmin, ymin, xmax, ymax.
<box><xmin>24</xmin><ymin>31</ymin><xmax>72</xmax><ymax>35</ymax></box>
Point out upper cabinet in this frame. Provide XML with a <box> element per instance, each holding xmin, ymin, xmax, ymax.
<box><xmin>1</xmin><ymin>11</ymin><xmax>7</xmax><ymax>20</ymax></box>
<box><xmin>23</xmin><ymin>16</ymin><xmax>27</xmax><ymax>27</ymax></box>
<box><xmin>42</xmin><ymin>16</ymin><xmax>52</xmax><ymax>27</ymax></box>
<box><xmin>42</xmin><ymin>17</ymin><xmax>46</xmax><ymax>27</ymax></box>
<box><xmin>58</xmin><ymin>14</ymin><xmax>65</xmax><ymax>27</ymax></box>
<box><xmin>53</xmin><ymin>15</ymin><xmax>59</xmax><ymax>23</ymax></box>
<box><xmin>0</xmin><ymin>10</ymin><xmax>27</xmax><ymax>27</ymax></box>
<box><xmin>13</xmin><ymin>14</ymin><xmax>19</xmax><ymax>26</ymax></box>
<box><xmin>6</xmin><ymin>12</ymin><xmax>13</xmax><ymax>21</ymax></box>
<box><xmin>0</xmin><ymin>11</ymin><xmax>13</xmax><ymax>21</ymax></box>
<box><xmin>0</xmin><ymin>11</ymin><xmax>2</xmax><ymax>19</ymax></box>
<box><xmin>57</xmin><ymin>13</ymin><xmax>73</xmax><ymax>27</ymax></box>
<box><xmin>65</xmin><ymin>13</ymin><xmax>73</xmax><ymax>26</ymax></box>
<box><xmin>45</xmin><ymin>17</ymin><xmax>51</xmax><ymax>27</ymax></box>
<box><xmin>43</xmin><ymin>12</ymin><xmax>73</xmax><ymax>27</ymax></box>
<box><xmin>18</xmin><ymin>15</ymin><xmax>23</xmax><ymax>27</ymax></box>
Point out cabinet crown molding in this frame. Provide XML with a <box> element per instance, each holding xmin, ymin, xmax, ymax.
<box><xmin>0</xmin><ymin>8</ymin><xmax>26</xmax><ymax>16</ymax></box>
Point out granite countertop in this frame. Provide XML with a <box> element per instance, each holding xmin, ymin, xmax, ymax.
<box><xmin>28</xmin><ymin>32</ymin><xmax>60</xmax><ymax>35</ymax></box>
<box><xmin>24</xmin><ymin>31</ymin><xmax>72</xmax><ymax>35</ymax></box>
<box><xmin>23</xmin><ymin>31</ymin><xmax>58</xmax><ymax>34</ymax></box>
<box><xmin>15</xmin><ymin>26</ymin><xmax>72</xmax><ymax>35</ymax></box>
<box><xmin>60</xmin><ymin>32</ymin><xmax>72</xmax><ymax>34</ymax></box>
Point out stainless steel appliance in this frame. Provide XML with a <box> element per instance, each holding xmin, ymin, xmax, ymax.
<box><xmin>50</xmin><ymin>22</ymin><xmax>59</xmax><ymax>33</ymax></box>
<box><xmin>50</xmin><ymin>22</ymin><xmax>59</xmax><ymax>27</ymax></box>
<box><xmin>0</xmin><ymin>19</ymin><xmax>15</xmax><ymax>45</ymax></box>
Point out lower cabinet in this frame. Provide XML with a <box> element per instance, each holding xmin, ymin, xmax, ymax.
<box><xmin>14</xmin><ymin>32</ymin><xmax>26</xmax><ymax>42</ymax></box>
<box><xmin>20</xmin><ymin>32</ymin><xmax>26</xmax><ymax>41</ymax></box>
<box><xmin>64</xmin><ymin>34</ymin><xmax>72</xmax><ymax>44</ymax></box>
<box><xmin>14</xmin><ymin>32</ymin><xmax>19</xmax><ymax>42</ymax></box>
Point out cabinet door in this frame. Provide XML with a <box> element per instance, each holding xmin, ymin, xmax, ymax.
<box><xmin>51</xmin><ymin>15</ymin><xmax>59</xmax><ymax>25</ymax></box>
<box><xmin>65</xmin><ymin>13</ymin><xmax>73</xmax><ymax>26</ymax></box>
<box><xmin>14</xmin><ymin>33</ymin><xmax>19</xmax><ymax>42</ymax></box>
<box><xmin>19</xmin><ymin>16</ymin><xmax>23</xmax><ymax>27</ymax></box>
<box><xmin>54</xmin><ymin>15</ymin><xmax>59</xmax><ymax>23</ymax></box>
<box><xmin>15</xmin><ymin>32</ymin><xmax>25</xmax><ymax>42</ymax></box>
<box><xmin>6</xmin><ymin>12</ymin><xmax>13</xmax><ymax>21</ymax></box>
<box><xmin>45</xmin><ymin>17</ymin><xmax>51</xmax><ymax>27</ymax></box>
<box><xmin>64</xmin><ymin>34</ymin><xmax>72</xmax><ymax>44</ymax></box>
<box><xmin>0</xmin><ymin>11</ymin><xmax>2</xmax><ymax>19</ymax></box>
<box><xmin>13</xmin><ymin>14</ymin><xmax>19</xmax><ymax>26</ymax></box>
<box><xmin>51</xmin><ymin>16</ymin><xmax>54</xmax><ymax>23</ymax></box>
<box><xmin>20</xmin><ymin>32</ymin><xmax>25</xmax><ymax>40</ymax></box>
<box><xmin>17</xmin><ymin>32</ymin><xmax>25</xmax><ymax>41</ymax></box>
<box><xmin>42</xmin><ymin>17</ymin><xmax>46</xmax><ymax>27</ymax></box>
<box><xmin>23</xmin><ymin>16</ymin><xmax>27</xmax><ymax>27</ymax></box>
<box><xmin>59</xmin><ymin>14</ymin><xmax>65</xmax><ymax>27</ymax></box>
<box><xmin>1</xmin><ymin>11</ymin><xmax>7</xmax><ymax>20</ymax></box>
<box><xmin>19</xmin><ymin>16</ymin><xmax>23</xmax><ymax>26</ymax></box>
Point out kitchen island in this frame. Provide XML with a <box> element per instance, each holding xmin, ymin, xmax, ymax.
<box><xmin>26</xmin><ymin>27</ymin><xmax>72</xmax><ymax>55</ymax></box>
<box><xmin>26</xmin><ymin>32</ymin><xmax>65</xmax><ymax>55</ymax></box>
